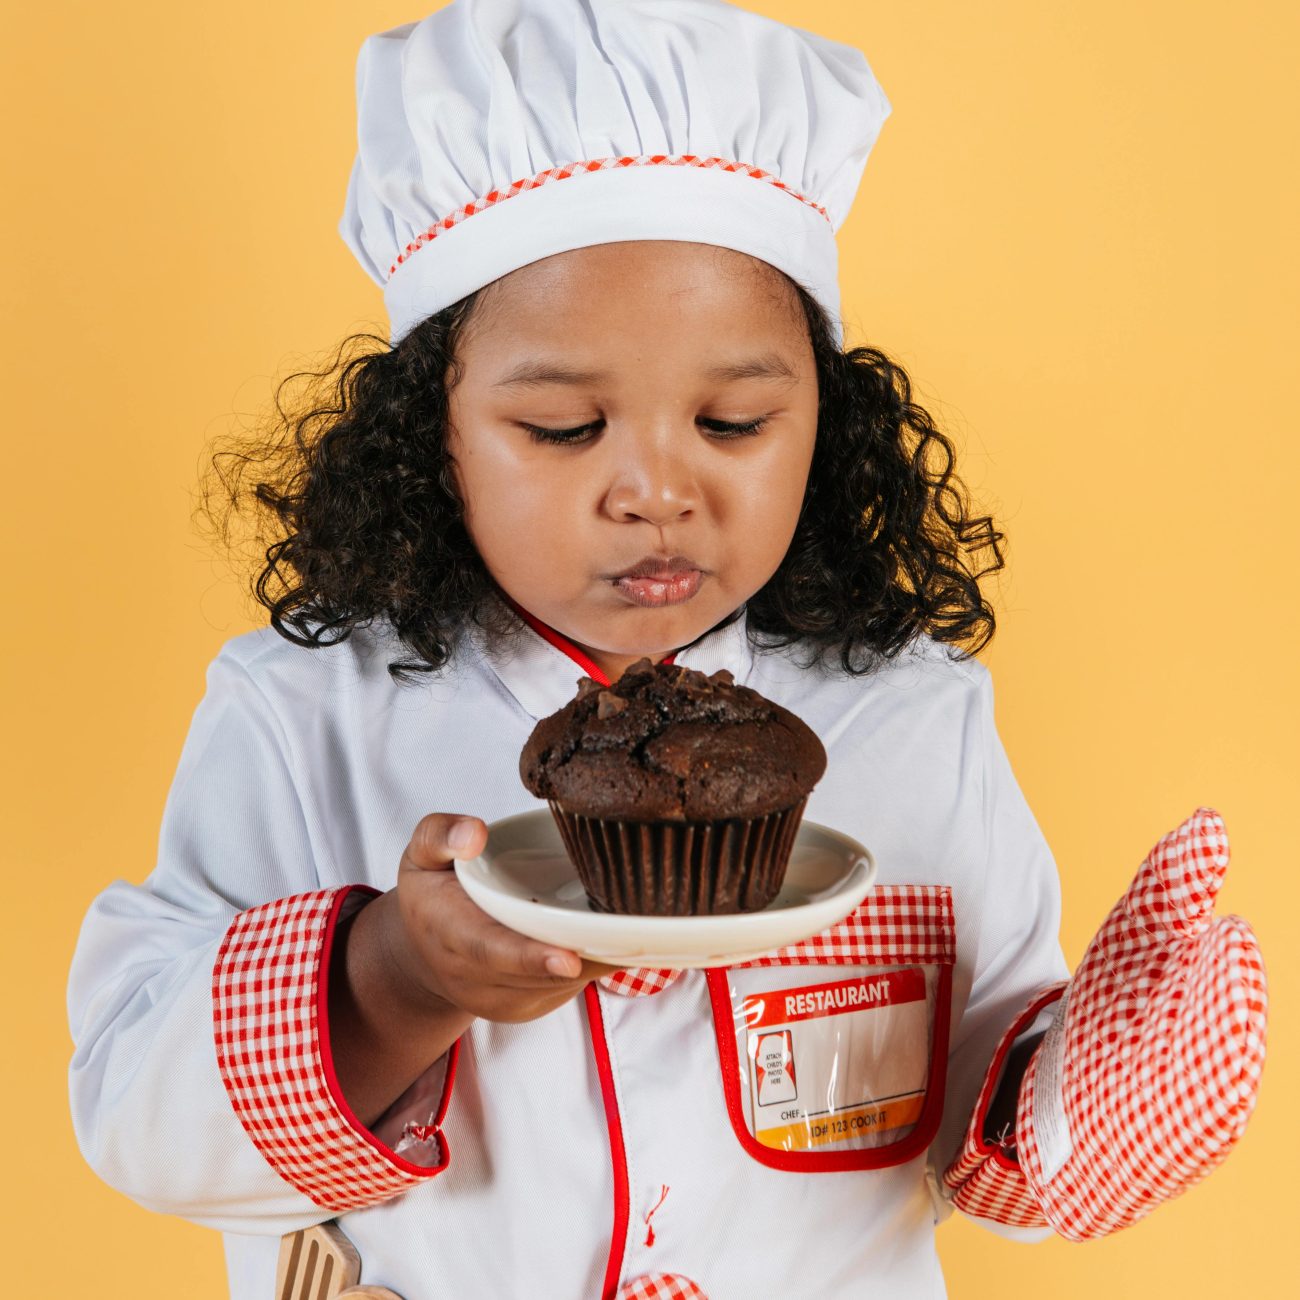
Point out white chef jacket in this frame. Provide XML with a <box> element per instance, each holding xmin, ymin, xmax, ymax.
<box><xmin>67</xmin><ymin>597</ymin><xmax>1071</xmax><ymax>1299</ymax></box>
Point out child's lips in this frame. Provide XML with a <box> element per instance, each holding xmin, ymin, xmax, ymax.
<box><xmin>608</xmin><ymin>553</ymin><xmax>702</xmax><ymax>581</ymax></box>
<box><xmin>611</xmin><ymin>568</ymin><xmax>703</xmax><ymax>607</ymax></box>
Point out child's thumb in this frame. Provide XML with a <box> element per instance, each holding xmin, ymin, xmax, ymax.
<box><xmin>403</xmin><ymin>812</ymin><xmax>487</xmax><ymax>872</ymax></box>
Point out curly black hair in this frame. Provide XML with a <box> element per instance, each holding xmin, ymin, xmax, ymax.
<box><xmin>197</xmin><ymin>277</ymin><xmax>1006</xmax><ymax>686</ymax></box>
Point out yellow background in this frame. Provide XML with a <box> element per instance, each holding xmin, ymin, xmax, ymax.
<box><xmin>4</xmin><ymin>1</ymin><xmax>1294</xmax><ymax>1294</ymax></box>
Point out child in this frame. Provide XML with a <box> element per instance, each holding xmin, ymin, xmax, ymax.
<box><xmin>67</xmin><ymin>3</ymin><xmax>1267</xmax><ymax>1297</ymax></box>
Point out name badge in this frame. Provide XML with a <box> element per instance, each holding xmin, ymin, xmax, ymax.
<box><xmin>707</xmin><ymin>885</ymin><xmax>955</xmax><ymax>1173</ymax></box>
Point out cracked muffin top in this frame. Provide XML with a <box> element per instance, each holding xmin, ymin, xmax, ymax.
<box><xmin>518</xmin><ymin>657</ymin><xmax>827</xmax><ymax>821</ymax></box>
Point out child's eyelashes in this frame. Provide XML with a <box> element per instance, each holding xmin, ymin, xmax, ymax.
<box><xmin>521</xmin><ymin>417</ymin><xmax>769</xmax><ymax>446</ymax></box>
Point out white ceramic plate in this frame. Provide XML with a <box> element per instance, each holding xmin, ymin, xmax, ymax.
<box><xmin>455</xmin><ymin>808</ymin><xmax>876</xmax><ymax>968</ymax></box>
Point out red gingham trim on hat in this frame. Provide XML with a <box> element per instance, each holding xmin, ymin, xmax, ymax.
<box><xmin>600</xmin><ymin>885</ymin><xmax>953</xmax><ymax>997</ymax></box>
<box><xmin>1015</xmin><ymin>808</ymin><xmax>1268</xmax><ymax>1240</ymax></box>
<box><xmin>388</xmin><ymin>153</ymin><xmax>831</xmax><ymax>278</ymax></box>
<box><xmin>941</xmin><ymin>983</ymin><xmax>1068</xmax><ymax>1226</ymax></box>
<box><xmin>212</xmin><ymin>886</ymin><xmax>453</xmax><ymax>1211</ymax></box>
<box><xmin>616</xmin><ymin>1274</ymin><xmax>709</xmax><ymax>1300</ymax></box>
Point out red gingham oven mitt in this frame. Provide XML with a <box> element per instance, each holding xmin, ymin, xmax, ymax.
<box><xmin>944</xmin><ymin>806</ymin><xmax>1268</xmax><ymax>1238</ymax></box>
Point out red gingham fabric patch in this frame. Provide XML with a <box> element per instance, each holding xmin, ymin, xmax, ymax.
<box><xmin>599</xmin><ymin>967</ymin><xmax>684</xmax><ymax>997</ymax></box>
<box><xmin>616</xmin><ymin>1274</ymin><xmax>709</xmax><ymax>1300</ymax></box>
<box><xmin>736</xmin><ymin>884</ymin><xmax>955</xmax><ymax>968</ymax></box>
<box><xmin>598</xmin><ymin>883</ymin><xmax>956</xmax><ymax>993</ymax></box>
<box><xmin>942</xmin><ymin>983</ymin><xmax>1069</xmax><ymax>1226</ymax></box>
<box><xmin>1016</xmin><ymin>807</ymin><xmax>1268</xmax><ymax>1240</ymax></box>
<box><xmin>212</xmin><ymin>887</ymin><xmax>447</xmax><ymax>1211</ymax></box>
<box><xmin>599</xmin><ymin>885</ymin><xmax>953</xmax><ymax>997</ymax></box>
<box><xmin>388</xmin><ymin>153</ymin><xmax>831</xmax><ymax>278</ymax></box>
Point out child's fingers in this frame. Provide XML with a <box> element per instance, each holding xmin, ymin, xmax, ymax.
<box><xmin>398</xmin><ymin>816</ymin><xmax>626</xmax><ymax>999</ymax></box>
<box><xmin>400</xmin><ymin>813</ymin><xmax>488</xmax><ymax>875</ymax></box>
<box><xmin>458</xmin><ymin>924</ymin><xmax>624</xmax><ymax>988</ymax></box>
<box><xmin>428</xmin><ymin>876</ymin><xmax>585</xmax><ymax>982</ymax></box>
<box><xmin>462</xmin><ymin>918</ymin><xmax>584</xmax><ymax>983</ymax></box>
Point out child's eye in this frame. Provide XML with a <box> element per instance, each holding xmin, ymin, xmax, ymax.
<box><xmin>522</xmin><ymin>421</ymin><xmax>601</xmax><ymax>445</ymax></box>
<box><xmin>701</xmin><ymin>416</ymin><xmax>769</xmax><ymax>439</ymax></box>
<box><xmin>522</xmin><ymin>417</ymin><xmax>768</xmax><ymax>445</ymax></box>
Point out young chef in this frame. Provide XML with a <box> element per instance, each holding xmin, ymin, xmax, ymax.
<box><xmin>68</xmin><ymin>3</ymin><xmax>1267</xmax><ymax>1296</ymax></box>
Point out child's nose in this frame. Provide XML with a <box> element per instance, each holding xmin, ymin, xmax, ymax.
<box><xmin>603</xmin><ymin>446</ymin><xmax>702</xmax><ymax>525</ymax></box>
<box><xmin>604</xmin><ymin>481</ymin><xmax>700</xmax><ymax>527</ymax></box>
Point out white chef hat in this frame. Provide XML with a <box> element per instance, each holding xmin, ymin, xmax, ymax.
<box><xmin>338</xmin><ymin>0</ymin><xmax>892</xmax><ymax>349</ymax></box>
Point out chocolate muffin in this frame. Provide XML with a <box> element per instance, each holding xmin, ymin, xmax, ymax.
<box><xmin>519</xmin><ymin>657</ymin><xmax>826</xmax><ymax>915</ymax></box>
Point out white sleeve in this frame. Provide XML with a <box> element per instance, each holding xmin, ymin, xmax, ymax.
<box><xmin>929</xmin><ymin>665</ymin><xmax>1072</xmax><ymax>1240</ymax></box>
<box><xmin>67</xmin><ymin>647</ymin><xmax>453</xmax><ymax>1236</ymax></box>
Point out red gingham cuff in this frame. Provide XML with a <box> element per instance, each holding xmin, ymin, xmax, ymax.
<box><xmin>941</xmin><ymin>982</ymin><xmax>1069</xmax><ymax>1227</ymax></box>
<box><xmin>212</xmin><ymin>886</ymin><xmax>456</xmax><ymax>1211</ymax></box>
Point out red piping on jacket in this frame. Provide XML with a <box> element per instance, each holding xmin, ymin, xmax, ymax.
<box><xmin>584</xmin><ymin>985</ymin><xmax>631</xmax><ymax>1300</ymax></box>
<box><xmin>317</xmin><ymin>885</ymin><xmax>460</xmax><ymax>1176</ymax></box>
<box><xmin>509</xmin><ymin>592</ymin><xmax>685</xmax><ymax>1291</ymax></box>
<box><xmin>500</xmin><ymin>592</ymin><xmax>678</xmax><ymax>684</ymax></box>
<box><xmin>972</xmin><ymin>983</ymin><xmax>1069</xmax><ymax>1170</ymax></box>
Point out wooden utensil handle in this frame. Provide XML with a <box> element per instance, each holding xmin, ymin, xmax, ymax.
<box><xmin>275</xmin><ymin>1223</ymin><xmax>405</xmax><ymax>1300</ymax></box>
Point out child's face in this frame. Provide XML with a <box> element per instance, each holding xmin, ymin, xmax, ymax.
<box><xmin>446</xmin><ymin>239</ymin><xmax>819</xmax><ymax>681</ymax></box>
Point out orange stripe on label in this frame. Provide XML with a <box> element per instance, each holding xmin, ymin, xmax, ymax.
<box><xmin>754</xmin><ymin>1093</ymin><xmax>926</xmax><ymax>1152</ymax></box>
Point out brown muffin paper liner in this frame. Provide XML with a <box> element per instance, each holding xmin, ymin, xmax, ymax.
<box><xmin>547</xmin><ymin>797</ymin><xmax>809</xmax><ymax>916</ymax></box>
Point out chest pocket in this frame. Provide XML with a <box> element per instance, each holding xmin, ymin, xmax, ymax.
<box><xmin>706</xmin><ymin>884</ymin><xmax>955</xmax><ymax>1173</ymax></box>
